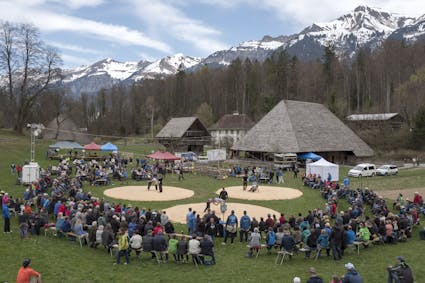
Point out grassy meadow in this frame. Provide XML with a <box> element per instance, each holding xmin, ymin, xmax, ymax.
<box><xmin>0</xmin><ymin>129</ymin><xmax>424</xmax><ymax>282</ymax></box>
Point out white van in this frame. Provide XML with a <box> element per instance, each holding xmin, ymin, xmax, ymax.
<box><xmin>348</xmin><ymin>163</ymin><xmax>376</xmax><ymax>177</ymax></box>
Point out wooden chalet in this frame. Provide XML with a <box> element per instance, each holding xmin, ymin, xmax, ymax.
<box><xmin>156</xmin><ymin>117</ymin><xmax>211</xmax><ymax>153</ymax></box>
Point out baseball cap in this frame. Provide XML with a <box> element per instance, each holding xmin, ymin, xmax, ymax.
<box><xmin>345</xmin><ymin>263</ymin><xmax>355</xmax><ymax>270</ymax></box>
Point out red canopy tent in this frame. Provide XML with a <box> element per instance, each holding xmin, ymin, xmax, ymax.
<box><xmin>146</xmin><ymin>151</ymin><xmax>180</xmax><ymax>160</ymax></box>
<box><xmin>84</xmin><ymin>142</ymin><xmax>101</xmax><ymax>150</ymax></box>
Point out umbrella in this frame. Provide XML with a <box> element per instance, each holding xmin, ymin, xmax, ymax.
<box><xmin>84</xmin><ymin>142</ymin><xmax>101</xmax><ymax>150</ymax></box>
<box><xmin>298</xmin><ymin>152</ymin><xmax>322</xmax><ymax>161</ymax></box>
<box><xmin>101</xmin><ymin>142</ymin><xmax>118</xmax><ymax>151</ymax></box>
<box><xmin>146</xmin><ymin>151</ymin><xmax>180</xmax><ymax>160</ymax></box>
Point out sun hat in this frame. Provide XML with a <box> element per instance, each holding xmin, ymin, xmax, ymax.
<box><xmin>345</xmin><ymin>263</ymin><xmax>355</xmax><ymax>270</ymax></box>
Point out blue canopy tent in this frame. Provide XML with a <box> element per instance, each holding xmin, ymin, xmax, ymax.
<box><xmin>298</xmin><ymin>152</ymin><xmax>322</xmax><ymax>161</ymax></box>
<box><xmin>101</xmin><ymin>142</ymin><xmax>118</xmax><ymax>151</ymax></box>
<box><xmin>48</xmin><ymin>141</ymin><xmax>83</xmax><ymax>150</ymax></box>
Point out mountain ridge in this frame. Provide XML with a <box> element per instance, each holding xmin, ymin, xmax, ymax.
<box><xmin>37</xmin><ymin>5</ymin><xmax>425</xmax><ymax>96</ymax></box>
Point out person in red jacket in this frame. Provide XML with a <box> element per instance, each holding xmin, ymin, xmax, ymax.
<box><xmin>413</xmin><ymin>192</ymin><xmax>422</xmax><ymax>206</ymax></box>
<box><xmin>16</xmin><ymin>258</ymin><xmax>41</xmax><ymax>283</ymax></box>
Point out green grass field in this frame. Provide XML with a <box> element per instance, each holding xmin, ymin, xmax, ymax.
<box><xmin>0</xmin><ymin>130</ymin><xmax>424</xmax><ymax>283</ymax></box>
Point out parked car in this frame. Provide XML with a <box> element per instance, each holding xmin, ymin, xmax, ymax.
<box><xmin>348</xmin><ymin>163</ymin><xmax>376</xmax><ymax>177</ymax></box>
<box><xmin>376</xmin><ymin>165</ymin><xmax>398</xmax><ymax>176</ymax></box>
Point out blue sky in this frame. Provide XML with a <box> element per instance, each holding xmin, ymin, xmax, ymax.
<box><xmin>0</xmin><ymin>0</ymin><xmax>424</xmax><ymax>68</ymax></box>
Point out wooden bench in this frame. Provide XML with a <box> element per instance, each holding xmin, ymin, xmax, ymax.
<box><xmin>66</xmin><ymin>232</ymin><xmax>88</xmax><ymax>247</ymax></box>
<box><xmin>44</xmin><ymin>226</ymin><xmax>57</xmax><ymax>237</ymax></box>
<box><xmin>352</xmin><ymin>237</ymin><xmax>383</xmax><ymax>255</ymax></box>
<box><xmin>275</xmin><ymin>250</ymin><xmax>294</xmax><ymax>265</ymax></box>
<box><xmin>153</xmin><ymin>250</ymin><xmax>169</xmax><ymax>265</ymax></box>
<box><xmin>246</xmin><ymin>244</ymin><xmax>267</xmax><ymax>258</ymax></box>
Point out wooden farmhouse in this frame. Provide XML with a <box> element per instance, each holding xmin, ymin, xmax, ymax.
<box><xmin>156</xmin><ymin>117</ymin><xmax>211</xmax><ymax>153</ymax></box>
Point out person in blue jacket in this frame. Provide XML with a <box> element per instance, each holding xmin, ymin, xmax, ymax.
<box><xmin>342</xmin><ymin>263</ymin><xmax>364</xmax><ymax>283</ymax></box>
<box><xmin>316</xmin><ymin>229</ymin><xmax>330</xmax><ymax>257</ymax></box>
<box><xmin>239</xmin><ymin>211</ymin><xmax>251</xmax><ymax>242</ymax></box>
<box><xmin>266</xmin><ymin>227</ymin><xmax>276</xmax><ymax>253</ymax></box>
<box><xmin>2</xmin><ymin>202</ymin><xmax>11</xmax><ymax>233</ymax></box>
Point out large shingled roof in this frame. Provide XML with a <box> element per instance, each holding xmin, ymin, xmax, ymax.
<box><xmin>209</xmin><ymin>113</ymin><xmax>254</xmax><ymax>130</ymax></box>
<box><xmin>232</xmin><ymin>100</ymin><xmax>374</xmax><ymax>157</ymax></box>
<box><xmin>156</xmin><ymin>117</ymin><xmax>209</xmax><ymax>138</ymax></box>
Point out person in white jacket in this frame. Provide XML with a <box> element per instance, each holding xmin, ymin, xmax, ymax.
<box><xmin>188</xmin><ymin>235</ymin><xmax>201</xmax><ymax>264</ymax></box>
<box><xmin>130</xmin><ymin>230</ymin><xmax>143</xmax><ymax>257</ymax></box>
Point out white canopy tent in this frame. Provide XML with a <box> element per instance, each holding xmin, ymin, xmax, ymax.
<box><xmin>306</xmin><ymin>158</ymin><xmax>339</xmax><ymax>181</ymax></box>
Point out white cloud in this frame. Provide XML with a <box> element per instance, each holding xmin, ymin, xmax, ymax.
<box><xmin>48</xmin><ymin>41</ymin><xmax>102</xmax><ymax>55</ymax></box>
<box><xmin>0</xmin><ymin>1</ymin><xmax>171</xmax><ymax>53</ymax></box>
<box><xmin>131</xmin><ymin>0</ymin><xmax>229</xmax><ymax>54</ymax></box>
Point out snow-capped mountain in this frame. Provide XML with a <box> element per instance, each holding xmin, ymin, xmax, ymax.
<box><xmin>52</xmin><ymin>5</ymin><xmax>425</xmax><ymax>96</ymax></box>
<box><xmin>197</xmin><ymin>35</ymin><xmax>291</xmax><ymax>69</ymax></box>
<box><xmin>282</xmin><ymin>5</ymin><xmax>415</xmax><ymax>60</ymax></box>
<box><xmin>61</xmin><ymin>54</ymin><xmax>201</xmax><ymax>96</ymax></box>
<box><xmin>389</xmin><ymin>14</ymin><xmax>425</xmax><ymax>42</ymax></box>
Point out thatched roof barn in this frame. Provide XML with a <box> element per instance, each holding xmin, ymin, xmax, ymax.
<box><xmin>156</xmin><ymin>117</ymin><xmax>210</xmax><ymax>153</ymax></box>
<box><xmin>43</xmin><ymin>115</ymin><xmax>90</xmax><ymax>144</ymax></box>
<box><xmin>232</xmin><ymin>100</ymin><xmax>374</xmax><ymax>163</ymax></box>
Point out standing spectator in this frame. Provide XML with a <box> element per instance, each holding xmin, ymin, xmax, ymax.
<box><xmin>342</xmin><ymin>263</ymin><xmax>363</xmax><ymax>283</ymax></box>
<box><xmin>10</xmin><ymin>163</ymin><xmax>16</xmax><ymax>175</ymax></box>
<box><xmin>223</xmin><ymin>210</ymin><xmax>238</xmax><ymax>245</ymax></box>
<box><xmin>306</xmin><ymin>267</ymin><xmax>324</xmax><ymax>283</ymax></box>
<box><xmin>329</xmin><ymin>225</ymin><xmax>344</xmax><ymax>261</ymax></box>
<box><xmin>115</xmin><ymin>228</ymin><xmax>130</xmax><ymax>265</ymax></box>
<box><xmin>2</xmin><ymin>201</ymin><xmax>11</xmax><ymax>233</ymax></box>
<box><xmin>239</xmin><ymin>211</ymin><xmax>251</xmax><ymax>242</ymax></box>
<box><xmin>277</xmin><ymin>169</ymin><xmax>284</xmax><ymax>184</ymax></box>
<box><xmin>178</xmin><ymin>165</ymin><xmax>184</xmax><ymax>181</ymax></box>
<box><xmin>16</xmin><ymin>258</ymin><xmax>41</xmax><ymax>283</ymax></box>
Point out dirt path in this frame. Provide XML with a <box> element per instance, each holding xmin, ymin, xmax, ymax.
<box><xmin>164</xmin><ymin>202</ymin><xmax>281</xmax><ymax>224</ymax></box>
<box><xmin>103</xmin><ymin>186</ymin><xmax>194</xmax><ymax>201</ymax></box>
<box><xmin>217</xmin><ymin>185</ymin><xmax>302</xmax><ymax>200</ymax></box>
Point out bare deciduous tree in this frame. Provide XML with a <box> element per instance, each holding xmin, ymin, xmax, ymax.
<box><xmin>0</xmin><ymin>22</ymin><xmax>62</xmax><ymax>133</ymax></box>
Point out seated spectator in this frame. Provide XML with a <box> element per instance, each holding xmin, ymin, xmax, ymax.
<box><xmin>188</xmin><ymin>235</ymin><xmax>201</xmax><ymax>264</ymax></box>
<box><xmin>177</xmin><ymin>236</ymin><xmax>189</xmax><ymax>262</ymax></box>
<box><xmin>281</xmin><ymin>231</ymin><xmax>296</xmax><ymax>253</ymax></box>
<box><xmin>387</xmin><ymin>256</ymin><xmax>414</xmax><ymax>283</ymax></box>
<box><xmin>95</xmin><ymin>225</ymin><xmax>104</xmax><ymax>246</ymax></box>
<box><xmin>266</xmin><ymin>227</ymin><xmax>276</xmax><ymax>253</ymax></box>
<box><xmin>130</xmin><ymin>230</ymin><xmax>143</xmax><ymax>257</ymax></box>
<box><xmin>142</xmin><ymin>229</ymin><xmax>155</xmax><ymax>259</ymax></box>
<box><xmin>246</xmin><ymin>228</ymin><xmax>261</xmax><ymax>258</ymax></box>
<box><xmin>199</xmin><ymin>235</ymin><xmax>215</xmax><ymax>265</ymax></box>
<box><xmin>152</xmin><ymin>231</ymin><xmax>168</xmax><ymax>261</ymax></box>
<box><xmin>168</xmin><ymin>235</ymin><xmax>179</xmax><ymax>261</ymax></box>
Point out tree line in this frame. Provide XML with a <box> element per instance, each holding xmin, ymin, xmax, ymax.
<box><xmin>1</xmin><ymin>22</ymin><xmax>425</xmax><ymax>149</ymax></box>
